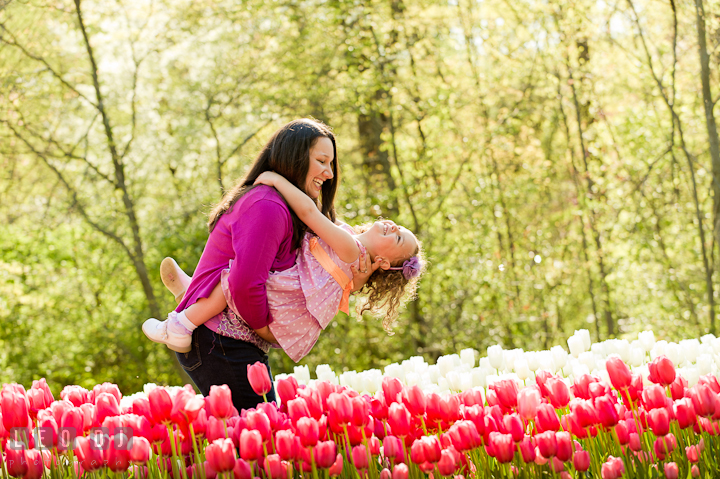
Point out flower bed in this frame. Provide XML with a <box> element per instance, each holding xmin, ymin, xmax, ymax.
<box><xmin>2</xmin><ymin>330</ymin><xmax>720</xmax><ymax>478</ymax></box>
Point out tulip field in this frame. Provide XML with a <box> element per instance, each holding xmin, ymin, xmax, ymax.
<box><xmin>3</xmin><ymin>331</ymin><xmax>720</xmax><ymax>478</ymax></box>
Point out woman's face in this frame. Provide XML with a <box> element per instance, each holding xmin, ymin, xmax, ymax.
<box><xmin>304</xmin><ymin>137</ymin><xmax>335</xmax><ymax>200</ymax></box>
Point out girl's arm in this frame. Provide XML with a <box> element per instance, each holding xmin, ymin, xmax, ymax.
<box><xmin>254</xmin><ymin>172</ymin><xmax>360</xmax><ymax>263</ymax></box>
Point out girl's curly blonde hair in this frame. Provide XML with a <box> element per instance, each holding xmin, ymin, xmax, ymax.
<box><xmin>352</xmin><ymin>223</ymin><xmax>426</xmax><ymax>332</ymax></box>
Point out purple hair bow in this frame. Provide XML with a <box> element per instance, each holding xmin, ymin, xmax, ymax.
<box><xmin>389</xmin><ymin>255</ymin><xmax>421</xmax><ymax>280</ymax></box>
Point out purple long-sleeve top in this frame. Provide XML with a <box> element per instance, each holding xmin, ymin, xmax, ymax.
<box><xmin>177</xmin><ymin>185</ymin><xmax>296</xmax><ymax>331</ymax></box>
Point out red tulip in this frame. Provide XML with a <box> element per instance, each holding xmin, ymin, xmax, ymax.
<box><xmin>629</xmin><ymin>433</ymin><xmax>642</xmax><ymax>451</ymax></box>
<box><xmin>606</xmin><ymin>355</ymin><xmax>632</xmax><ymax>390</ymax></box>
<box><xmin>61</xmin><ymin>407</ymin><xmax>84</xmax><ymax>436</ymax></box>
<box><xmin>246</xmin><ymin>410</ymin><xmax>272</xmax><ymax>442</ymax></box>
<box><xmin>351</xmin><ymin>396</ymin><xmax>370</xmax><ymax>427</ymax></box>
<box><xmin>642</xmin><ymin>384</ymin><xmax>669</xmax><ymax>410</ymax></box>
<box><xmin>314</xmin><ymin>440</ymin><xmax>337</xmax><ymax>468</ymax></box>
<box><xmin>92</xmin><ymin>382</ymin><xmax>122</xmax><ymax>404</ymax></box>
<box><xmin>61</xmin><ymin>385</ymin><xmax>91</xmax><ymax>407</ymax></box>
<box><xmin>663</xmin><ymin>462</ymin><xmax>679</xmax><ymax>479</ymax></box>
<box><xmin>600</xmin><ymin>456</ymin><xmax>625</xmax><ymax>479</ymax></box>
<box><xmin>392</xmin><ymin>463</ymin><xmax>409</xmax><ymax>479</ymax></box>
<box><xmin>648</xmin><ymin>356</ymin><xmax>676</xmax><ymax>386</ymax></box>
<box><xmin>615</xmin><ymin>420</ymin><xmax>630</xmax><ymax>445</ymax></box>
<box><xmin>37</xmin><ymin>414</ymin><xmax>59</xmax><ymax>449</ymax></box>
<box><xmin>27</xmin><ymin>389</ymin><xmax>51</xmax><ymax>418</ymax></box>
<box><xmin>402</xmin><ymin>385</ymin><xmax>426</xmax><ymax>417</ymax></box>
<box><xmin>296</xmin><ymin>417</ymin><xmax>319</xmax><ymax>447</ymax></box>
<box><xmin>573</xmin><ymin>450</ymin><xmax>590</xmax><ymax>472</ymax></box>
<box><xmin>206</xmin><ymin>385</ymin><xmax>234</xmax><ymax>420</ymax></box>
<box><xmin>546</xmin><ymin>378</ymin><xmax>571</xmax><ymax>408</ymax></box>
<box><xmin>352</xmin><ymin>444</ymin><xmax>369</xmax><ymax>470</ymax></box>
<box><xmin>171</xmin><ymin>388</ymin><xmax>204</xmax><ymax>431</ymax></box>
<box><xmin>234</xmin><ymin>458</ymin><xmax>253</xmax><ymax>479</ymax></box>
<box><xmin>673</xmin><ymin>398</ymin><xmax>696</xmax><ymax>429</ymax></box>
<box><xmin>296</xmin><ymin>388</ymin><xmax>323</xmax><ymax>420</ymax></box>
<box><xmin>247</xmin><ymin>362</ymin><xmax>273</xmax><ymax>396</ymax></box>
<box><xmin>448</xmin><ymin>421</ymin><xmax>481</xmax><ymax>451</ymax></box>
<box><xmin>382</xmin><ymin>377</ymin><xmax>404</xmax><ymax>405</ymax></box>
<box><xmin>410</xmin><ymin>438</ymin><xmax>426</xmax><ymax>464</ymax></box>
<box><xmin>536</xmin><ymin>403</ymin><xmax>560</xmax><ymax>432</ymax></box>
<box><xmin>670</xmin><ymin>375</ymin><xmax>688</xmax><ymax>401</ymax></box>
<box><xmin>5</xmin><ymin>445</ymin><xmax>28</xmax><ymax>478</ymax></box>
<box><xmin>329</xmin><ymin>454</ymin><xmax>344</xmax><ymax>477</ymax></box>
<box><xmin>380</xmin><ymin>468</ymin><xmax>392</xmax><ymax>479</ymax></box>
<box><xmin>239</xmin><ymin>429</ymin><xmax>263</xmax><ymax>461</ymax></box>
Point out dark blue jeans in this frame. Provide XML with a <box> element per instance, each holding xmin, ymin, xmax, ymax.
<box><xmin>175</xmin><ymin>325</ymin><xmax>276</xmax><ymax>411</ymax></box>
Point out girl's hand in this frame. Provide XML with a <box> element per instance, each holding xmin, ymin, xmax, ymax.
<box><xmin>350</xmin><ymin>252</ymin><xmax>381</xmax><ymax>293</ymax></box>
<box><xmin>254</xmin><ymin>171</ymin><xmax>281</xmax><ymax>187</ymax></box>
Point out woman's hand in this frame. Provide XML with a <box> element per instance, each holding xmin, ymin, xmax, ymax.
<box><xmin>254</xmin><ymin>325</ymin><xmax>278</xmax><ymax>344</ymax></box>
<box><xmin>350</xmin><ymin>251</ymin><xmax>381</xmax><ymax>293</ymax></box>
<box><xmin>254</xmin><ymin>171</ymin><xmax>282</xmax><ymax>187</ymax></box>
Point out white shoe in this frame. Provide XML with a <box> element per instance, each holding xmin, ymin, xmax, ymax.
<box><xmin>142</xmin><ymin>318</ymin><xmax>192</xmax><ymax>353</ymax></box>
<box><xmin>160</xmin><ymin>257</ymin><xmax>191</xmax><ymax>303</ymax></box>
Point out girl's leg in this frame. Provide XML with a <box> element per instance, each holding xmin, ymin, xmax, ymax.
<box><xmin>160</xmin><ymin>257</ymin><xmax>191</xmax><ymax>303</ymax></box>
<box><xmin>183</xmin><ymin>283</ymin><xmax>227</xmax><ymax>326</ymax></box>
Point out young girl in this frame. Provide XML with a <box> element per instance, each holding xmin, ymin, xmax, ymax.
<box><xmin>144</xmin><ymin>171</ymin><xmax>425</xmax><ymax>362</ymax></box>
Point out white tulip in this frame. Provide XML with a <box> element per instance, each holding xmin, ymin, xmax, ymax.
<box><xmin>294</xmin><ymin>365</ymin><xmax>311</xmax><ymax>385</ymax></box>
<box><xmin>700</xmin><ymin>334</ymin><xmax>716</xmax><ymax>345</ymax></box>
<box><xmin>405</xmin><ymin>372</ymin><xmax>420</xmax><ymax>387</ymax></box>
<box><xmin>488</xmin><ymin>345</ymin><xmax>504</xmax><ymax>370</ymax></box>
<box><xmin>525</xmin><ymin>351</ymin><xmax>539</xmax><ymax>371</ymax></box>
<box><xmin>460</xmin><ymin>373</ymin><xmax>474</xmax><ymax>391</ymax></box>
<box><xmin>427</xmin><ymin>365</ymin><xmax>441</xmax><ymax>384</ymax></box>
<box><xmin>451</xmin><ymin>354</ymin><xmax>462</xmax><ymax>368</ymax></box>
<box><xmin>402</xmin><ymin>359</ymin><xmax>416</xmax><ymax>376</ymax></box>
<box><xmin>629</xmin><ymin>347</ymin><xmax>645</xmax><ymax>367</ymax></box>
<box><xmin>446</xmin><ymin>371</ymin><xmax>463</xmax><ymax>391</ymax></box>
<box><xmin>438</xmin><ymin>355</ymin><xmax>455</xmax><ymax>377</ymax></box>
<box><xmin>697</xmin><ymin>354</ymin><xmax>713</xmax><ymax>376</ymax></box>
<box><xmin>572</xmin><ymin>362</ymin><xmax>590</xmax><ymax>378</ymax></box>
<box><xmin>684</xmin><ymin>367</ymin><xmax>700</xmax><ymax>387</ymax></box>
<box><xmin>616</xmin><ymin>340</ymin><xmax>631</xmax><ymax>363</ymax></box>
<box><xmin>567</xmin><ymin>335</ymin><xmax>585</xmax><ymax>358</ymax></box>
<box><xmin>591</xmin><ymin>342</ymin><xmax>605</xmax><ymax>357</ymax></box>
<box><xmin>712</xmin><ymin>338</ymin><xmax>720</xmax><ymax>354</ymax></box>
<box><xmin>665</xmin><ymin>343</ymin><xmax>682</xmax><ymax>366</ymax></box>
<box><xmin>471</xmin><ymin>367</ymin><xmax>487</xmax><ymax>388</ymax></box>
<box><xmin>638</xmin><ymin>330</ymin><xmax>656</xmax><ymax>352</ymax></box>
<box><xmin>577</xmin><ymin>329</ymin><xmax>592</xmax><ymax>351</ymax></box>
<box><xmin>384</xmin><ymin>363</ymin><xmax>404</xmax><ymax>381</ymax></box>
<box><xmin>514</xmin><ymin>358</ymin><xmax>531</xmax><ymax>381</ymax></box>
<box><xmin>437</xmin><ymin>377</ymin><xmax>450</xmax><ymax>392</ymax></box>
<box><xmin>578</xmin><ymin>351</ymin><xmax>596</xmax><ymax>372</ymax></box>
<box><xmin>681</xmin><ymin>339</ymin><xmax>701</xmax><ymax>363</ymax></box>
<box><xmin>651</xmin><ymin>340</ymin><xmax>667</xmax><ymax>360</ymax></box>
<box><xmin>461</xmin><ymin>348</ymin><xmax>476</xmax><ymax>368</ymax></box>
<box><xmin>480</xmin><ymin>357</ymin><xmax>492</xmax><ymax>369</ymax></box>
<box><xmin>551</xmin><ymin>345</ymin><xmax>568</xmax><ymax>371</ymax></box>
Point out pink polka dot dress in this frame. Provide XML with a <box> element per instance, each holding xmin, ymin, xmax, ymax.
<box><xmin>222</xmin><ymin>223</ymin><xmax>363</xmax><ymax>363</ymax></box>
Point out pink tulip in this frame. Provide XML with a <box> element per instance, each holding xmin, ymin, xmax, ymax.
<box><xmin>234</xmin><ymin>458</ymin><xmax>253</xmax><ymax>479</ymax></box>
<box><xmin>239</xmin><ymin>429</ymin><xmax>263</xmax><ymax>461</ymax></box>
<box><xmin>517</xmin><ymin>387</ymin><xmax>542</xmax><ymax>420</ymax></box>
<box><xmin>402</xmin><ymin>385</ymin><xmax>426</xmax><ymax>417</ymax></box>
<box><xmin>595</xmin><ymin>396</ymin><xmax>619</xmax><ymax>428</ymax></box>
<box><xmin>275</xmin><ymin>430</ymin><xmax>297</xmax><ymax>461</ymax></box>
<box><xmin>383</xmin><ymin>435</ymin><xmax>405</xmax><ymax>463</ymax></box>
<box><xmin>380</xmin><ymin>468</ymin><xmax>392</xmax><ymax>479</ymax></box>
<box><xmin>296</xmin><ymin>387</ymin><xmax>323</xmax><ymax>420</ymax></box>
<box><xmin>519</xmin><ymin>436</ymin><xmax>536</xmax><ymax>463</ymax></box>
<box><xmin>92</xmin><ymin>383</ymin><xmax>122</xmax><ymax>404</ymax></box>
<box><xmin>410</xmin><ymin>438</ymin><xmax>426</xmax><ymax>464</ymax></box>
<box><xmin>573</xmin><ymin>450</ymin><xmax>590</xmax><ymax>472</ymax></box>
<box><xmin>5</xmin><ymin>445</ymin><xmax>28</xmax><ymax>478</ymax></box>
<box><xmin>314</xmin><ymin>440</ymin><xmax>337</xmax><ymax>468</ymax></box>
<box><xmin>276</xmin><ymin>377</ymin><xmax>299</xmax><ymax>405</ymax></box>
<box><xmin>491</xmin><ymin>379</ymin><xmax>519</xmax><ymax>409</ymax></box>
<box><xmin>1</xmin><ymin>385</ymin><xmax>30</xmax><ymax>432</ymax></box>
<box><xmin>387</xmin><ymin>402</ymin><xmax>412</xmax><ymax>437</ymax></box>
<box><xmin>23</xmin><ymin>449</ymin><xmax>43</xmax><ymax>479</ymax></box>
<box><xmin>327</xmin><ymin>393</ymin><xmax>352</xmax><ymax>425</ymax></box>
<box><xmin>438</xmin><ymin>448</ymin><xmax>459</xmax><ymax>476</ymax></box>
<box><xmin>206</xmin><ymin>385</ymin><xmax>234</xmax><ymax>420</ymax></box>
<box><xmin>686</xmin><ymin>444</ymin><xmax>700</xmax><ymax>463</ymax></box>
<box><xmin>27</xmin><ymin>389</ymin><xmax>51</xmax><ymax>418</ymax></box>
<box><xmin>649</xmin><ymin>408</ymin><xmax>670</xmax><ymax>436</ymax></box>
<box><xmin>263</xmin><ymin>454</ymin><xmax>287</xmax><ymax>479</ymax></box>
<box><xmin>61</xmin><ymin>407</ymin><xmax>84</xmax><ymax>436</ymax></box>
<box><xmin>392</xmin><ymin>463</ymin><xmax>409</xmax><ymax>479</ymax></box>
<box><xmin>246</xmin><ymin>410</ymin><xmax>272</xmax><ymax>442</ymax></box>
<box><xmin>352</xmin><ymin>444</ymin><xmax>369</xmax><ymax>470</ymax></box>
<box><xmin>207</xmin><ymin>438</ymin><xmax>236</xmax><ymax>472</ymax></box>
<box><xmin>329</xmin><ymin>454</ymin><xmax>344</xmax><ymax>477</ymax></box>
<box><xmin>350</xmin><ymin>396</ymin><xmax>370</xmax><ymax>427</ymax></box>
<box><xmin>692</xmin><ymin>465</ymin><xmax>700</xmax><ymax>477</ymax></box>
<box><xmin>296</xmin><ymin>416</ymin><xmax>319</xmax><ymax>447</ymax></box>
<box><xmin>546</xmin><ymin>378</ymin><xmax>570</xmax><ymax>408</ymax></box>
<box><xmin>382</xmin><ymin>377</ymin><xmax>404</xmax><ymax>404</ymax></box>
<box><xmin>106</xmin><ymin>434</ymin><xmax>130</xmax><ymax>472</ymax></box>
<box><xmin>61</xmin><ymin>385</ymin><xmax>91</xmax><ymax>407</ymax></box>
<box><xmin>130</xmin><ymin>436</ymin><xmax>151</xmax><ymax>464</ymax></box>
<box><xmin>606</xmin><ymin>355</ymin><xmax>632</xmax><ymax>390</ymax></box>
<box><xmin>536</xmin><ymin>430</ymin><xmax>557</xmax><ymax>458</ymax></box>
<box><xmin>490</xmin><ymin>432</ymin><xmax>515</xmax><ymax>463</ymax></box>
<box><xmin>688</xmin><ymin>384</ymin><xmax>716</xmax><ymax>418</ymax></box>
<box><xmin>648</xmin><ymin>356</ymin><xmax>676</xmax><ymax>386</ymax></box>
<box><xmin>247</xmin><ymin>362</ymin><xmax>273</xmax><ymax>396</ymax></box>
<box><xmin>664</xmin><ymin>462</ymin><xmax>679</xmax><ymax>479</ymax></box>
<box><xmin>76</xmin><ymin>436</ymin><xmax>104</xmax><ymax>472</ymax></box>
<box><xmin>556</xmin><ymin>431</ymin><xmax>572</xmax><ymax>462</ymax></box>
<box><xmin>503</xmin><ymin>413</ymin><xmax>524</xmax><ymax>442</ymax></box>
<box><xmin>536</xmin><ymin>403</ymin><xmax>560</xmax><ymax>432</ymax></box>
<box><xmin>629</xmin><ymin>433</ymin><xmax>642</xmax><ymax>451</ymax></box>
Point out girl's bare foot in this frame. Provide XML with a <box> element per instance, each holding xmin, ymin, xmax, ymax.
<box><xmin>160</xmin><ymin>257</ymin><xmax>191</xmax><ymax>303</ymax></box>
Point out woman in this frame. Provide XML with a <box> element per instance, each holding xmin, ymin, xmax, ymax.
<box><xmin>158</xmin><ymin>119</ymin><xmax>371</xmax><ymax>410</ymax></box>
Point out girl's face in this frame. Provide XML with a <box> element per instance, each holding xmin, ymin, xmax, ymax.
<box><xmin>361</xmin><ymin>220</ymin><xmax>417</xmax><ymax>267</ymax></box>
<box><xmin>304</xmin><ymin>137</ymin><xmax>335</xmax><ymax>199</ymax></box>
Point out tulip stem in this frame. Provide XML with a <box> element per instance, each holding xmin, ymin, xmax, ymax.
<box><xmin>189</xmin><ymin>424</ymin><xmax>205</xmax><ymax>479</ymax></box>
<box><xmin>0</xmin><ymin>443</ymin><xmax>7</xmax><ymax>479</ymax></box>
<box><xmin>263</xmin><ymin>393</ymin><xmax>268</xmax><ymax>403</ymax></box>
<box><xmin>166</xmin><ymin>424</ymin><xmax>188</xmax><ymax>479</ymax></box>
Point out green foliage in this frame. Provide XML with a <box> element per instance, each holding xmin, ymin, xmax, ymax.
<box><xmin>1</xmin><ymin>0</ymin><xmax>719</xmax><ymax>392</ymax></box>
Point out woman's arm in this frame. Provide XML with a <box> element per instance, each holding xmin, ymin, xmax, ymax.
<box><xmin>255</xmin><ymin>172</ymin><xmax>360</xmax><ymax>263</ymax></box>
